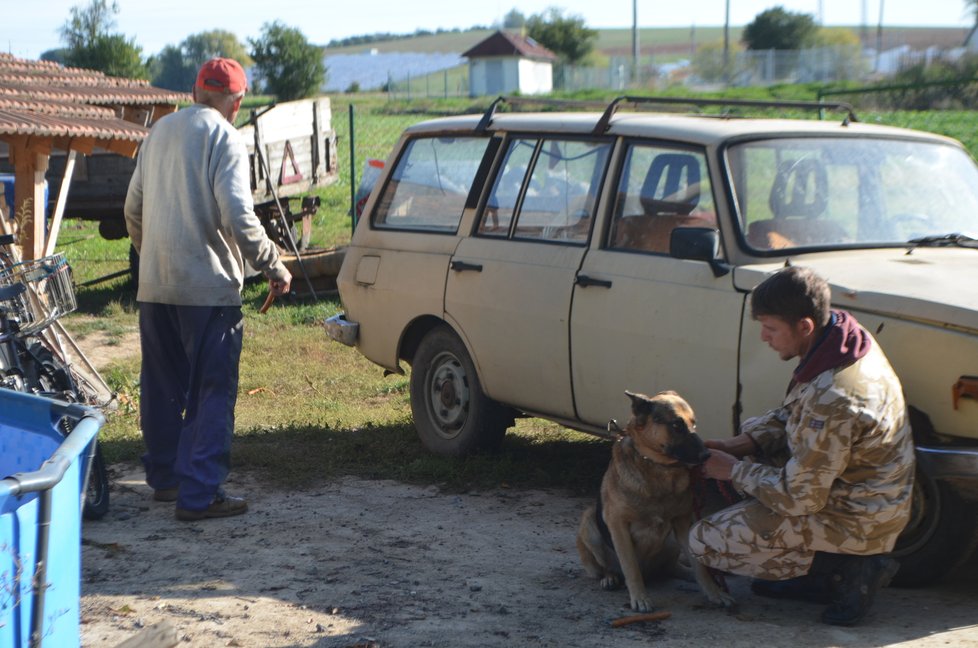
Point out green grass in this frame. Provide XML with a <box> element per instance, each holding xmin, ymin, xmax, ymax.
<box><xmin>57</xmin><ymin>214</ymin><xmax>610</xmax><ymax>494</ymax></box>
<box><xmin>54</xmin><ymin>90</ymin><xmax>978</xmax><ymax>498</ymax></box>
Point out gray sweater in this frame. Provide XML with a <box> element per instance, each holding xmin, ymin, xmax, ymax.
<box><xmin>124</xmin><ymin>104</ymin><xmax>287</xmax><ymax>306</ymax></box>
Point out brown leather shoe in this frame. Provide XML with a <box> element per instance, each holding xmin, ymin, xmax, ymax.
<box><xmin>153</xmin><ymin>488</ymin><xmax>179</xmax><ymax>502</ymax></box>
<box><xmin>175</xmin><ymin>493</ymin><xmax>248</xmax><ymax>521</ymax></box>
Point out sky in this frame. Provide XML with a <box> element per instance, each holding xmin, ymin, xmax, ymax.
<box><xmin>3</xmin><ymin>0</ymin><xmax>975</xmax><ymax>61</ymax></box>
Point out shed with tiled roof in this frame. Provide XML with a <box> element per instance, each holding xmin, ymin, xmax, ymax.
<box><xmin>462</xmin><ymin>31</ymin><xmax>556</xmax><ymax>97</ymax></box>
<box><xmin>0</xmin><ymin>53</ymin><xmax>187</xmax><ymax>259</ymax></box>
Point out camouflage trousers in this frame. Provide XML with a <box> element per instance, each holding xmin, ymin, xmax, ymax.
<box><xmin>688</xmin><ymin>498</ymin><xmax>848</xmax><ymax>580</ymax></box>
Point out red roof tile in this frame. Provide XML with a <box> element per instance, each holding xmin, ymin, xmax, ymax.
<box><xmin>0</xmin><ymin>52</ymin><xmax>187</xmax><ymax>143</ymax></box>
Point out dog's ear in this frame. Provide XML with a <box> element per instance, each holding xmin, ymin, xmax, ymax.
<box><xmin>625</xmin><ymin>390</ymin><xmax>653</xmax><ymax>416</ymax></box>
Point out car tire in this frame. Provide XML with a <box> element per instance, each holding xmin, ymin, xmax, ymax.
<box><xmin>890</xmin><ymin>466</ymin><xmax>978</xmax><ymax>587</ymax></box>
<box><xmin>410</xmin><ymin>326</ymin><xmax>511</xmax><ymax>457</ymax></box>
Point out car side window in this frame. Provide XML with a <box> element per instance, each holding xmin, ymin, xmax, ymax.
<box><xmin>373</xmin><ymin>136</ymin><xmax>490</xmax><ymax>232</ymax></box>
<box><xmin>609</xmin><ymin>144</ymin><xmax>718</xmax><ymax>254</ymax></box>
<box><xmin>478</xmin><ymin>138</ymin><xmax>611</xmax><ymax>244</ymax></box>
<box><xmin>480</xmin><ymin>139</ymin><xmax>537</xmax><ymax>237</ymax></box>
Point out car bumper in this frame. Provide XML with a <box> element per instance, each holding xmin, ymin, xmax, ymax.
<box><xmin>324</xmin><ymin>313</ymin><xmax>358</xmax><ymax>347</ymax></box>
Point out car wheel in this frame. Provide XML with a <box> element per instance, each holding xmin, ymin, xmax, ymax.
<box><xmin>890</xmin><ymin>466</ymin><xmax>978</xmax><ymax>587</ymax></box>
<box><xmin>410</xmin><ymin>326</ymin><xmax>510</xmax><ymax>457</ymax></box>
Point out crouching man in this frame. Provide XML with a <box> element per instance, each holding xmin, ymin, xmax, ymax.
<box><xmin>690</xmin><ymin>266</ymin><xmax>914</xmax><ymax>626</ymax></box>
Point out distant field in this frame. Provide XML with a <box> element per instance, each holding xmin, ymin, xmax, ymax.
<box><xmin>324</xmin><ymin>26</ymin><xmax>969</xmax><ymax>58</ymax></box>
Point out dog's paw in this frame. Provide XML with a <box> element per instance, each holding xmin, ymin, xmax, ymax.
<box><xmin>630</xmin><ymin>592</ymin><xmax>655</xmax><ymax>613</ymax></box>
<box><xmin>600</xmin><ymin>575</ymin><xmax>621</xmax><ymax>591</ymax></box>
<box><xmin>708</xmin><ymin>590</ymin><xmax>738</xmax><ymax>612</ymax></box>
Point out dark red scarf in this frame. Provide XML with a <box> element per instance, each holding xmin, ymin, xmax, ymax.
<box><xmin>791</xmin><ymin>310</ymin><xmax>872</xmax><ymax>388</ymax></box>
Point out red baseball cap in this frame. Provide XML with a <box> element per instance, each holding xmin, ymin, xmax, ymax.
<box><xmin>196</xmin><ymin>58</ymin><xmax>247</xmax><ymax>94</ymax></box>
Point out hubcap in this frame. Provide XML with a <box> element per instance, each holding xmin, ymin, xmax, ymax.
<box><xmin>426</xmin><ymin>351</ymin><xmax>470</xmax><ymax>439</ymax></box>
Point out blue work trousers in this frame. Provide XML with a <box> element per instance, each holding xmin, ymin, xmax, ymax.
<box><xmin>138</xmin><ymin>302</ymin><xmax>243</xmax><ymax>510</ymax></box>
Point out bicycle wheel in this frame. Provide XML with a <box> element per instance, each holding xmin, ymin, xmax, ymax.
<box><xmin>26</xmin><ymin>341</ymin><xmax>112</xmax><ymax>519</ymax></box>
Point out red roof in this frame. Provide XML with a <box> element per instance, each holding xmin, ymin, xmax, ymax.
<box><xmin>0</xmin><ymin>53</ymin><xmax>187</xmax><ymax>142</ymax></box>
<box><xmin>462</xmin><ymin>31</ymin><xmax>557</xmax><ymax>61</ymax></box>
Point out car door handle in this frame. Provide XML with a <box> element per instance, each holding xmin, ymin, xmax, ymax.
<box><xmin>450</xmin><ymin>260</ymin><xmax>483</xmax><ymax>272</ymax></box>
<box><xmin>575</xmin><ymin>274</ymin><xmax>613</xmax><ymax>288</ymax></box>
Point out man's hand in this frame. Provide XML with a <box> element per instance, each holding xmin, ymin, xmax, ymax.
<box><xmin>269</xmin><ymin>271</ymin><xmax>292</xmax><ymax>297</ymax></box>
<box><xmin>701</xmin><ymin>446</ymin><xmax>738</xmax><ymax>481</ymax></box>
<box><xmin>706</xmin><ymin>434</ymin><xmax>758</xmax><ymax>459</ymax></box>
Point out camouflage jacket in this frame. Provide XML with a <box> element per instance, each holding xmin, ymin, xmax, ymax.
<box><xmin>730</xmin><ymin>339</ymin><xmax>916</xmax><ymax>554</ymax></box>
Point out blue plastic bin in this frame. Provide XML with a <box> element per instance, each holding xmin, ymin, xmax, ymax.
<box><xmin>0</xmin><ymin>174</ymin><xmax>48</xmax><ymax>221</ymax></box>
<box><xmin>0</xmin><ymin>390</ymin><xmax>104</xmax><ymax>648</ymax></box>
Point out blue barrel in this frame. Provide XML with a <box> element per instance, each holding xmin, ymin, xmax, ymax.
<box><xmin>0</xmin><ymin>390</ymin><xmax>104</xmax><ymax>648</ymax></box>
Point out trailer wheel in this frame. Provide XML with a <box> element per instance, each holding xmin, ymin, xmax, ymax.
<box><xmin>128</xmin><ymin>244</ymin><xmax>139</xmax><ymax>286</ymax></box>
<box><xmin>890</xmin><ymin>467</ymin><xmax>978</xmax><ymax>586</ymax></box>
<box><xmin>410</xmin><ymin>326</ymin><xmax>511</xmax><ymax>457</ymax></box>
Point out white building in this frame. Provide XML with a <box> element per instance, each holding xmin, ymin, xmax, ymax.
<box><xmin>462</xmin><ymin>31</ymin><xmax>557</xmax><ymax>97</ymax></box>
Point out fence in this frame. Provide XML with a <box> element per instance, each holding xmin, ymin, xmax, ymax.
<box><xmin>559</xmin><ymin>45</ymin><xmax>971</xmax><ymax>91</ymax></box>
<box><xmin>384</xmin><ymin>66</ymin><xmax>469</xmax><ymax>99</ymax></box>
<box><xmin>340</xmin><ymin>102</ymin><xmax>453</xmax><ymax>233</ymax></box>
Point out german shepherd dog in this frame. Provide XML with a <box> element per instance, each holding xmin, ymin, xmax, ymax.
<box><xmin>576</xmin><ymin>390</ymin><xmax>736</xmax><ymax>611</ymax></box>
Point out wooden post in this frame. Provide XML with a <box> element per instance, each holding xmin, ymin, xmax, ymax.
<box><xmin>9</xmin><ymin>137</ymin><xmax>50</xmax><ymax>260</ymax></box>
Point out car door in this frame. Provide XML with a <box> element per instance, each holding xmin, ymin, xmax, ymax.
<box><xmin>569</xmin><ymin>142</ymin><xmax>746</xmax><ymax>439</ymax></box>
<box><xmin>445</xmin><ymin>136</ymin><xmax>612</xmax><ymax>419</ymax></box>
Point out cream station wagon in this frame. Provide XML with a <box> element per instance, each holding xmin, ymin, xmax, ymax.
<box><xmin>326</xmin><ymin>96</ymin><xmax>978</xmax><ymax>587</ymax></box>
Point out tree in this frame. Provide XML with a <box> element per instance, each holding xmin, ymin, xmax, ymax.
<box><xmin>182</xmin><ymin>30</ymin><xmax>253</xmax><ymax>68</ymax></box>
<box><xmin>249</xmin><ymin>22</ymin><xmax>326</xmax><ymax>100</ymax></box>
<box><xmin>147</xmin><ymin>45</ymin><xmax>195</xmax><ymax>92</ymax></box>
<box><xmin>40</xmin><ymin>49</ymin><xmax>69</xmax><ymax>65</ymax></box>
<box><xmin>502</xmin><ymin>8</ymin><xmax>526</xmax><ymax>29</ymax></box>
<box><xmin>69</xmin><ymin>33</ymin><xmax>145</xmax><ymax>79</ymax></box>
<box><xmin>149</xmin><ymin>30</ymin><xmax>252</xmax><ymax>92</ymax></box>
<box><xmin>60</xmin><ymin>0</ymin><xmax>146</xmax><ymax>78</ymax></box>
<box><xmin>742</xmin><ymin>6</ymin><xmax>817</xmax><ymax>51</ymax></box>
<box><xmin>525</xmin><ymin>8</ymin><xmax>596</xmax><ymax>65</ymax></box>
<box><xmin>60</xmin><ymin>0</ymin><xmax>118</xmax><ymax>50</ymax></box>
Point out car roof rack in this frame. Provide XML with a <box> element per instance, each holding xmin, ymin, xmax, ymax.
<box><xmin>593</xmin><ymin>95</ymin><xmax>859</xmax><ymax>133</ymax></box>
<box><xmin>475</xmin><ymin>94</ymin><xmax>859</xmax><ymax>135</ymax></box>
<box><xmin>475</xmin><ymin>95</ymin><xmax>618</xmax><ymax>133</ymax></box>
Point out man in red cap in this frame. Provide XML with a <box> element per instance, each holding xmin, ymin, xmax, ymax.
<box><xmin>124</xmin><ymin>58</ymin><xmax>291</xmax><ymax>521</ymax></box>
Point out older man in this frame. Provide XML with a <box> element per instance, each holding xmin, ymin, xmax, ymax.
<box><xmin>125</xmin><ymin>58</ymin><xmax>291</xmax><ymax>521</ymax></box>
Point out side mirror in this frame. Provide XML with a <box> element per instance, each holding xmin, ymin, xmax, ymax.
<box><xmin>670</xmin><ymin>227</ymin><xmax>730</xmax><ymax>277</ymax></box>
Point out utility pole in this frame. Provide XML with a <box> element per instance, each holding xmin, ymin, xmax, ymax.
<box><xmin>861</xmin><ymin>0</ymin><xmax>868</xmax><ymax>47</ymax></box>
<box><xmin>876</xmin><ymin>0</ymin><xmax>885</xmax><ymax>72</ymax></box>
<box><xmin>723</xmin><ymin>0</ymin><xmax>730</xmax><ymax>84</ymax></box>
<box><xmin>632</xmin><ymin>0</ymin><xmax>640</xmax><ymax>85</ymax></box>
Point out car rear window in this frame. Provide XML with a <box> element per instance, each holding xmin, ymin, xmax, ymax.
<box><xmin>372</xmin><ymin>136</ymin><xmax>491</xmax><ymax>233</ymax></box>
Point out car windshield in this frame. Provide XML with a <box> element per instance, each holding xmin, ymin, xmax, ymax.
<box><xmin>726</xmin><ymin>137</ymin><xmax>978</xmax><ymax>251</ymax></box>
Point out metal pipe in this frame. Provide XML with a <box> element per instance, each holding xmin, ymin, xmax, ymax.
<box><xmin>29</xmin><ymin>488</ymin><xmax>52</xmax><ymax>648</ymax></box>
<box><xmin>349</xmin><ymin>104</ymin><xmax>357</xmax><ymax>234</ymax></box>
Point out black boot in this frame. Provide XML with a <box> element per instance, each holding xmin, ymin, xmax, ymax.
<box><xmin>750</xmin><ymin>573</ymin><xmax>833</xmax><ymax>604</ymax></box>
<box><xmin>817</xmin><ymin>553</ymin><xmax>900</xmax><ymax>626</ymax></box>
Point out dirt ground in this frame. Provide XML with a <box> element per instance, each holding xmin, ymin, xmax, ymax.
<box><xmin>78</xmin><ymin>465</ymin><xmax>978</xmax><ymax>648</ymax></box>
<box><xmin>74</xmin><ymin>327</ymin><xmax>978</xmax><ymax>648</ymax></box>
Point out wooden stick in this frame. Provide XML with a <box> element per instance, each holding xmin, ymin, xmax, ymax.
<box><xmin>610</xmin><ymin>610</ymin><xmax>672</xmax><ymax>628</ymax></box>
<box><xmin>44</xmin><ymin>149</ymin><xmax>77</xmax><ymax>257</ymax></box>
<box><xmin>259</xmin><ymin>292</ymin><xmax>275</xmax><ymax>314</ymax></box>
